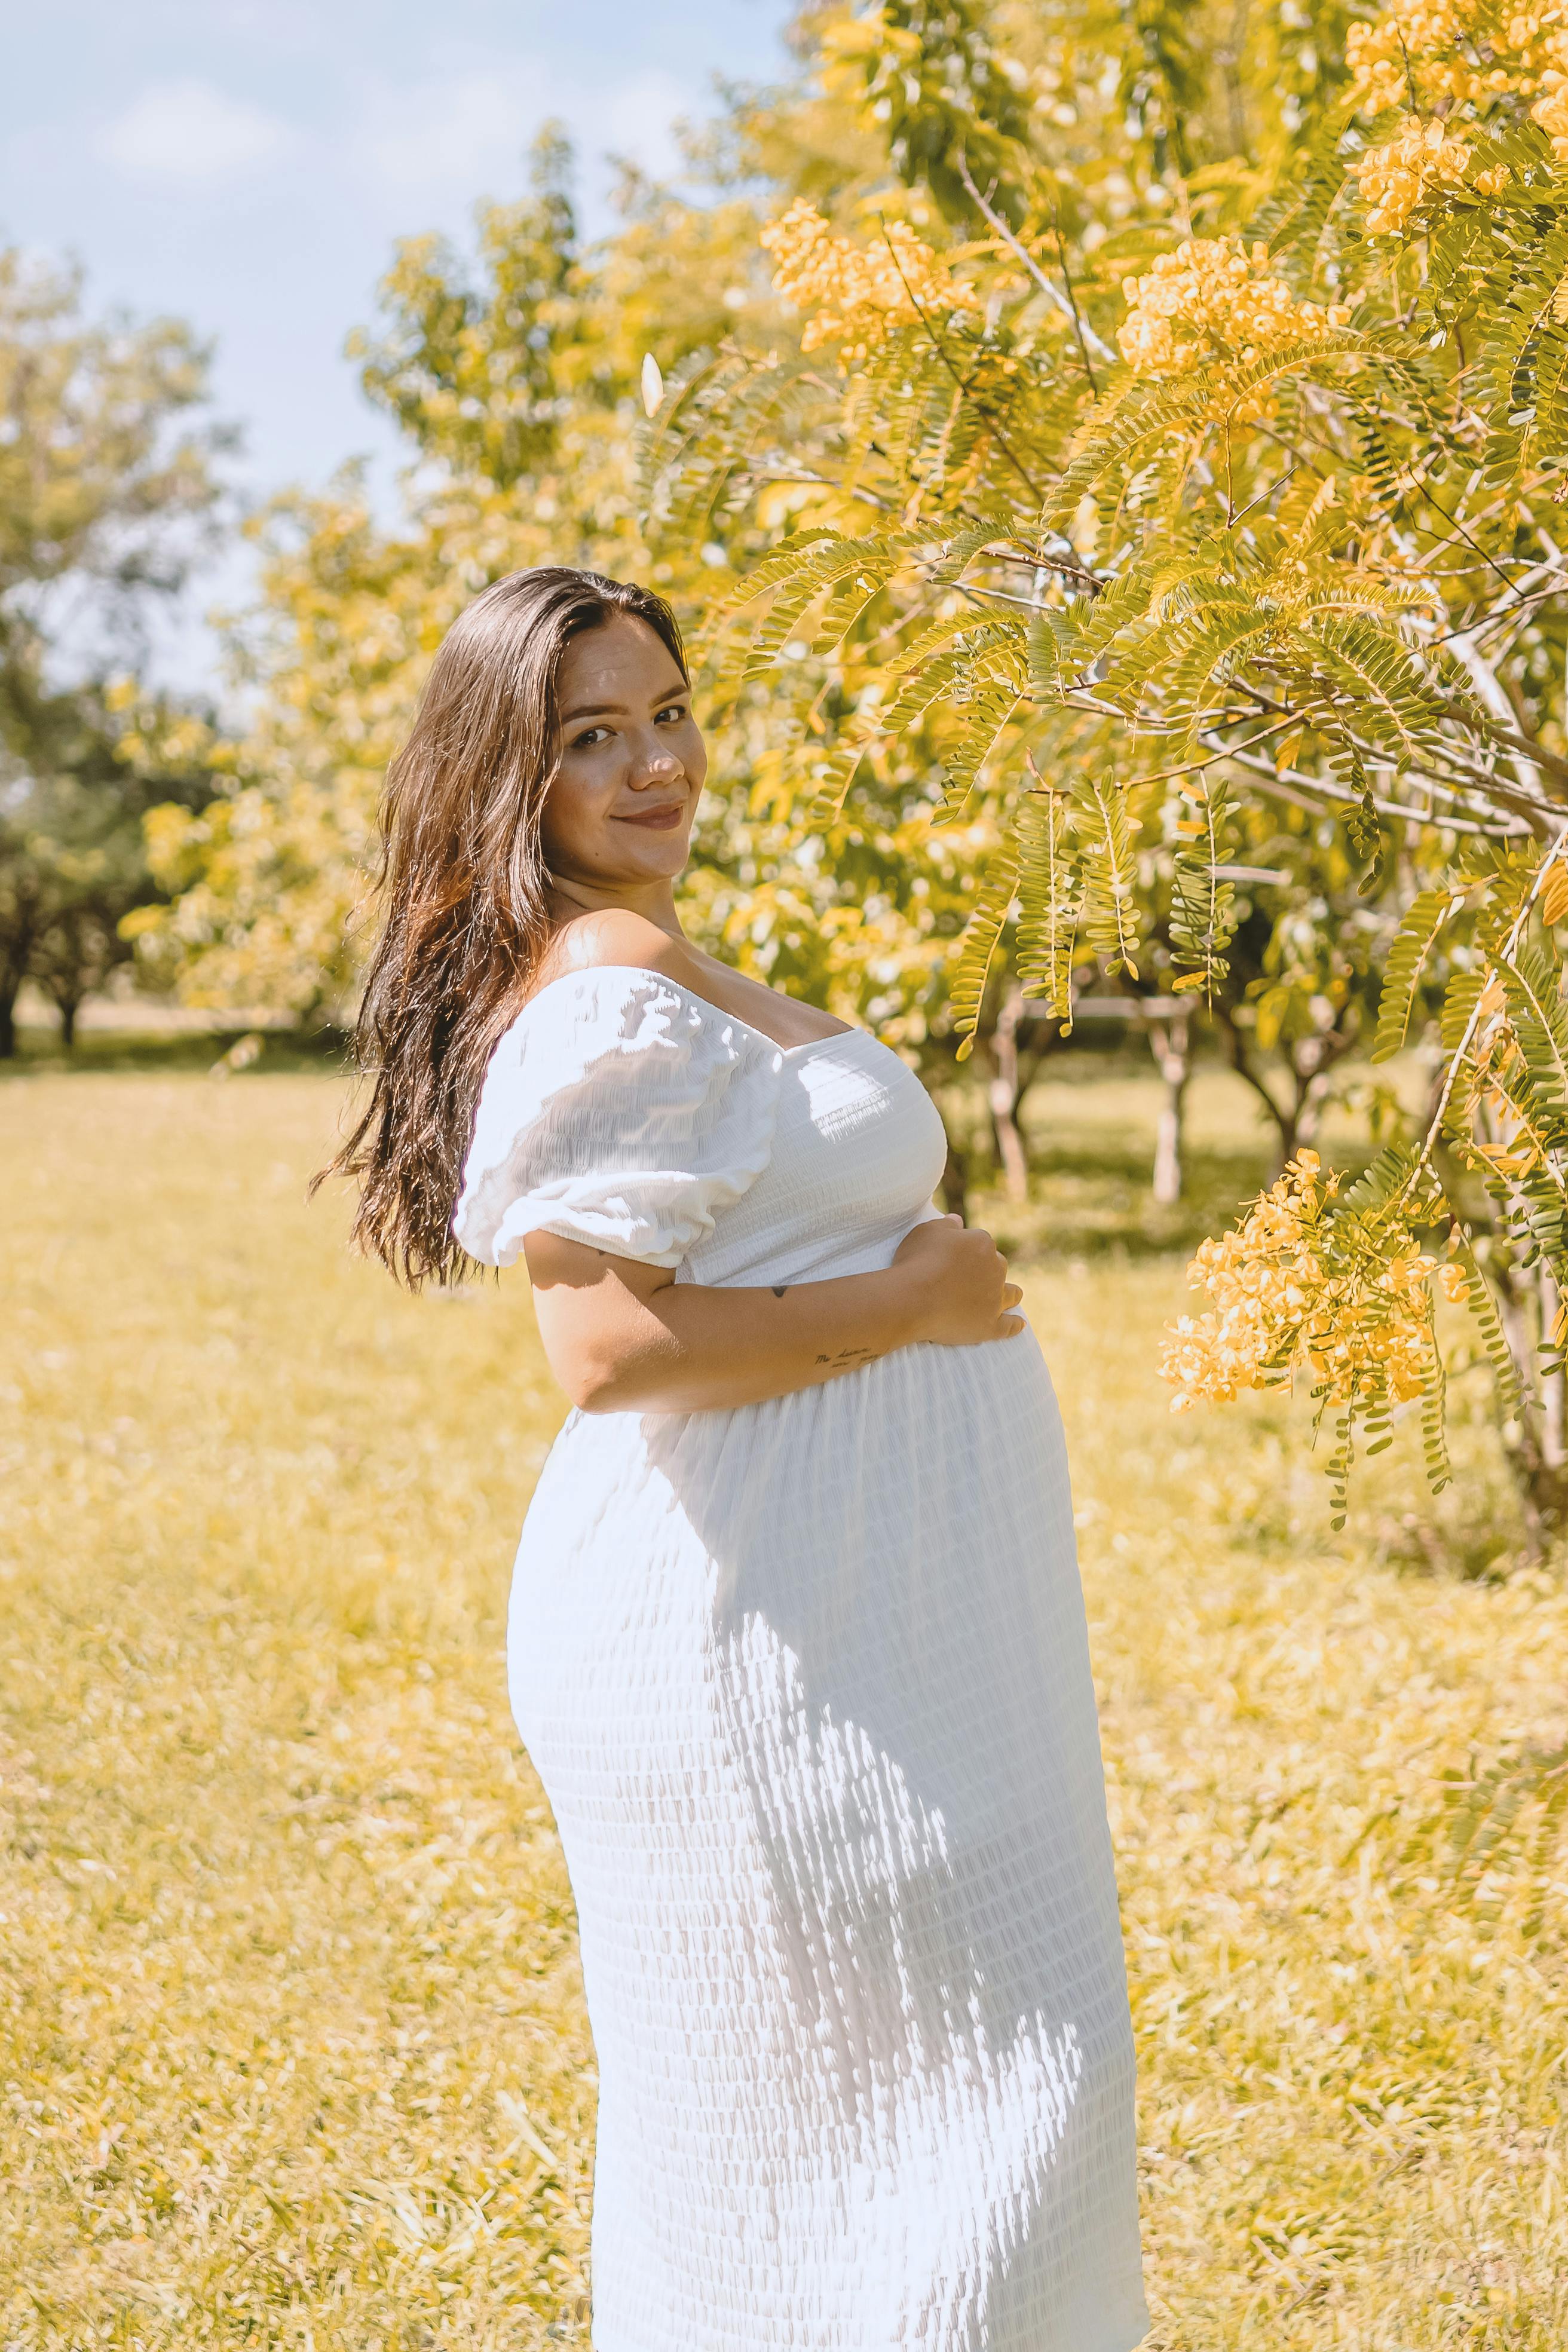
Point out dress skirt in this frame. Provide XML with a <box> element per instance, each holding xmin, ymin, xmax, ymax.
<box><xmin>508</xmin><ymin>1330</ymin><xmax>1148</xmax><ymax>2352</ymax></box>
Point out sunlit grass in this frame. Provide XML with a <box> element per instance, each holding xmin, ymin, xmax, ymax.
<box><xmin>4</xmin><ymin>1066</ymin><xmax>1566</xmax><ymax>2347</ymax></box>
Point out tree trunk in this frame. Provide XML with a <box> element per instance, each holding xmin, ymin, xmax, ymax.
<box><xmin>1215</xmin><ymin>1009</ymin><xmax>1292</xmax><ymax>1166</ymax></box>
<box><xmin>985</xmin><ymin>982</ymin><xmax>1031</xmax><ymax>1203</ymax></box>
<box><xmin>0</xmin><ymin>984</ymin><xmax>16</xmax><ymax>1060</ymax></box>
<box><xmin>57</xmin><ymin>996</ymin><xmax>79</xmax><ymax>1051</ymax></box>
<box><xmin>1147</xmin><ymin>1009</ymin><xmax>1192</xmax><ymax>1205</ymax></box>
<box><xmin>940</xmin><ymin>1140</ymin><xmax>970</xmax><ymax>1222</ymax></box>
<box><xmin>1542</xmin><ymin>1264</ymin><xmax>1567</xmax><ymax>1470</ymax></box>
<box><xmin>1495</xmin><ymin>1258</ymin><xmax>1568</xmax><ymax>1554</ymax></box>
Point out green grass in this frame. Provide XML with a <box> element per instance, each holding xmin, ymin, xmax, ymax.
<box><xmin>3</xmin><ymin>1065</ymin><xmax>1566</xmax><ymax>2347</ymax></box>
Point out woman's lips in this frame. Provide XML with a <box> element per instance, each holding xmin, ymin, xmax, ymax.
<box><xmin>616</xmin><ymin>802</ymin><xmax>686</xmax><ymax>831</ymax></box>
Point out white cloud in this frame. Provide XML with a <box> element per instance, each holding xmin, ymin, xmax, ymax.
<box><xmin>98</xmin><ymin>79</ymin><xmax>291</xmax><ymax>185</ymax></box>
<box><xmin>349</xmin><ymin>71</ymin><xmax>547</xmax><ymax>196</ymax></box>
<box><xmin>344</xmin><ymin>62</ymin><xmax>699</xmax><ymax>210</ymax></box>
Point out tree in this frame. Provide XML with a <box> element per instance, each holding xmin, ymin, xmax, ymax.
<box><xmin>659</xmin><ymin>0</ymin><xmax>1568</xmax><ymax>1527</ymax></box>
<box><xmin>2</xmin><ymin>694</ymin><xmax>210</xmax><ymax>1049</ymax></box>
<box><xmin>134</xmin><ymin>12</ymin><xmax>1405</xmax><ymax>1223</ymax></box>
<box><xmin>0</xmin><ymin>249</ymin><xmax>223</xmax><ymax>1052</ymax></box>
<box><xmin>131</xmin><ymin>117</ymin><xmax>1062</xmax><ymax>1206</ymax></box>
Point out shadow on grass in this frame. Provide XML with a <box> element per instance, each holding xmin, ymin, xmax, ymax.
<box><xmin>2</xmin><ymin>1022</ymin><xmax>353</xmax><ymax>1080</ymax></box>
<box><xmin>979</xmin><ymin>1138</ymin><xmax>1376</xmax><ymax>1263</ymax></box>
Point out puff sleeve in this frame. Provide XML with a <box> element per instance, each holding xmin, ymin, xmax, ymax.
<box><xmin>452</xmin><ymin>970</ymin><xmax>783</xmax><ymax>1270</ymax></box>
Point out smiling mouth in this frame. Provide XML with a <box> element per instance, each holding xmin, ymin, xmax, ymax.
<box><xmin>616</xmin><ymin>801</ymin><xmax>687</xmax><ymax>831</ymax></box>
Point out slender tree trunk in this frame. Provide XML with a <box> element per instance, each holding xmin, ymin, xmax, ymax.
<box><xmin>940</xmin><ymin>1140</ymin><xmax>970</xmax><ymax>1222</ymax></box>
<box><xmin>1539</xmin><ymin>1261</ymin><xmax>1567</xmax><ymax>1477</ymax></box>
<box><xmin>1495</xmin><ymin>1257</ymin><xmax>1568</xmax><ymax>1554</ymax></box>
<box><xmin>57</xmin><ymin>996</ymin><xmax>79</xmax><ymax>1051</ymax></box>
<box><xmin>985</xmin><ymin>982</ymin><xmax>1031</xmax><ymax>1203</ymax></box>
<box><xmin>1148</xmin><ymin>1009</ymin><xmax>1192</xmax><ymax>1205</ymax></box>
<box><xmin>0</xmin><ymin>984</ymin><xmax>17</xmax><ymax>1060</ymax></box>
<box><xmin>1216</xmin><ymin>1009</ymin><xmax>1292</xmax><ymax>1167</ymax></box>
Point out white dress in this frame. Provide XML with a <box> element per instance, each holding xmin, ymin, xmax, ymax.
<box><xmin>454</xmin><ymin>967</ymin><xmax>1147</xmax><ymax>2352</ymax></box>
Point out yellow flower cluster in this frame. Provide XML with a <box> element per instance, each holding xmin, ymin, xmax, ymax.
<box><xmin>1347</xmin><ymin>0</ymin><xmax>1568</xmax><ymax>187</ymax></box>
<box><xmin>760</xmin><ymin>200</ymin><xmax>978</xmax><ymax>369</ymax></box>
<box><xmin>1159</xmin><ymin>1152</ymin><xmax>1463</xmax><ymax>1413</ymax></box>
<box><xmin>1117</xmin><ymin>240</ymin><xmax>1352</xmax><ymax>378</ymax></box>
<box><xmin>1354</xmin><ymin>112</ymin><xmax>1513</xmax><ymax>231</ymax></box>
<box><xmin>1348</xmin><ymin>0</ymin><xmax>1568</xmax><ymax>114</ymax></box>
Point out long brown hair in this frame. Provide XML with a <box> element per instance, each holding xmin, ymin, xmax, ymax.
<box><xmin>324</xmin><ymin>566</ymin><xmax>688</xmax><ymax>1286</ymax></box>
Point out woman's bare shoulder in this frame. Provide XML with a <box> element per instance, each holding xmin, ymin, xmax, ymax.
<box><xmin>532</xmin><ymin>908</ymin><xmax>694</xmax><ymax>994</ymax></box>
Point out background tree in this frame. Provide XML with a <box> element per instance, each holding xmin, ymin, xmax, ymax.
<box><xmin>127</xmin><ymin>134</ymin><xmax>782</xmax><ymax>1016</ymax></box>
<box><xmin>0</xmin><ymin>248</ymin><xmax>222</xmax><ymax>1054</ymax></box>
<box><xmin>657</xmin><ymin>0</ymin><xmax>1568</xmax><ymax>1530</ymax></box>
<box><xmin>135</xmin><ymin>4</ymin><xmax>1422</xmax><ymax>1226</ymax></box>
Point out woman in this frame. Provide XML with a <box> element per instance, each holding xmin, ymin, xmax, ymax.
<box><xmin>335</xmin><ymin>566</ymin><xmax>1147</xmax><ymax>2351</ymax></box>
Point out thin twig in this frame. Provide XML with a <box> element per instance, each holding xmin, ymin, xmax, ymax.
<box><xmin>1405</xmin><ymin>819</ymin><xmax>1568</xmax><ymax>1198</ymax></box>
<box><xmin>1217</xmin><ymin>742</ymin><xmax>1523</xmax><ymax>838</ymax></box>
<box><xmin>876</xmin><ymin>217</ymin><xmax>1047</xmax><ymax>508</ymax></box>
<box><xmin>954</xmin><ymin>153</ymin><xmax>1116</xmax><ymax>380</ymax></box>
<box><xmin>1227</xmin><ymin>460</ymin><xmax>1295</xmax><ymax>531</ymax></box>
<box><xmin>746</xmin><ymin>467</ymin><xmax>892</xmax><ymax>511</ymax></box>
<box><xmin>1419</xmin><ymin>488</ymin><xmax>1521</xmax><ymax>600</ymax></box>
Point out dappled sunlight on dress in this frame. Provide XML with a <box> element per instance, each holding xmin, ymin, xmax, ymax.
<box><xmin>454</xmin><ymin>966</ymin><xmax>1147</xmax><ymax>2352</ymax></box>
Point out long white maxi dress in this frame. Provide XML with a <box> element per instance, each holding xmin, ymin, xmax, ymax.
<box><xmin>454</xmin><ymin>966</ymin><xmax>1147</xmax><ymax>2352</ymax></box>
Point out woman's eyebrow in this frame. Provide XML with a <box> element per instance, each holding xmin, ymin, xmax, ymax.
<box><xmin>561</xmin><ymin>681</ymin><xmax>690</xmax><ymax>725</ymax></box>
<box><xmin>561</xmin><ymin>699</ymin><xmax>627</xmax><ymax>722</ymax></box>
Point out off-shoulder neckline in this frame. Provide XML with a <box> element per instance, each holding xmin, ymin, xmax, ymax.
<box><xmin>522</xmin><ymin>963</ymin><xmax>862</xmax><ymax>1060</ymax></box>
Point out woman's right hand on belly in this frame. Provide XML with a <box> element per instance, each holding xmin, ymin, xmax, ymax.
<box><xmin>892</xmin><ymin>1215</ymin><xmax>1026</xmax><ymax>1348</ymax></box>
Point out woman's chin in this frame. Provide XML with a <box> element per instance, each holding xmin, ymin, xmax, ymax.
<box><xmin>620</xmin><ymin>837</ymin><xmax>693</xmax><ymax>884</ymax></box>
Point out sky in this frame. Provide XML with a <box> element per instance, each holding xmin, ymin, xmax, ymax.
<box><xmin>0</xmin><ymin>0</ymin><xmax>794</xmax><ymax>691</ymax></box>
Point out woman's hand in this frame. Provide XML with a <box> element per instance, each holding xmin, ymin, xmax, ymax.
<box><xmin>893</xmin><ymin>1215</ymin><xmax>1025</xmax><ymax>1348</ymax></box>
<box><xmin>525</xmin><ymin>1211</ymin><xmax>1024</xmax><ymax>1414</ymax></box>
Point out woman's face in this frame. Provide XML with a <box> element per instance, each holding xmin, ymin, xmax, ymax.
<box><xmin>540</xmin><ymin>615</ymin><xmax>706</xmax><ymax>896</ymax></box>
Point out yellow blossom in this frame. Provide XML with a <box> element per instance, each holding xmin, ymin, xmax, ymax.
<box><xmin>1117</xmin><ymin>240</ymin><xmax>1351</xmax><ymax>379</ymax></box>
<box><xmin>1346</xmin><ymin>0</ymin><xmax>1568</xmax><ymax>166</ymax></box>
<box><xmin>760</xmin><ymin>201</ymin><xmax>978</xmax><ymax>370</ymax></box>
<box><xmin>1158</xmin><ymin>1153</ymin><xmax>1446</xmax><ymax>1414</ymax></box>
<box><xmin>1355</xmin><ymin>115</ymin><xmax>1478</xmax><ymax>231</ymax></box>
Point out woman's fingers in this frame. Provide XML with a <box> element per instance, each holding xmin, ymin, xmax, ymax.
<box><xmin>1002</xmin><ymin>1282</ymin><xmax>1023</xmax><ymax>1309</ymax></box>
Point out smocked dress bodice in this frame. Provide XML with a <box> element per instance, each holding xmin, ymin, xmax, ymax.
<box><xmin>454</xmin><ymin>964</ymin><xmax>948</xmax><ymax>1288</ymax></box>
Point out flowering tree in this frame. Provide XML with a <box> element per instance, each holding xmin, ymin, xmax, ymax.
<box><xmin>651</xmin><ymin>0</ymin><xmax>1568</xmax><ymax>1527</ymax></box>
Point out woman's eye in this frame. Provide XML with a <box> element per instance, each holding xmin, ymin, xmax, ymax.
<box><xmin>572</xmin><ymin>725</ymin><xmax>610</xmax><ymax>748</ymax></box>
<box><xmin>656</xmin><ymin>703</ymin><xmax>688</xmax><ymax>724</ymax></box>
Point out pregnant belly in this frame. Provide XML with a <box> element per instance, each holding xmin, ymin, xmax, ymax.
<box><xmin>535</xmin><ymin>1323</ymin><xmax>1059</xmax><ymax>1562</ymax></box>
<box><xmin>512</xmin><ymin>1328</ymin><xmax>1096</xmax><ymax>1842</ymax></box>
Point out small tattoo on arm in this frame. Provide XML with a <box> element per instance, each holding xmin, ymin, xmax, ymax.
<box><xmin>771</xmin><ymin>1285</ymin><xmax>788</xmax><ymax>1297</ymax></box>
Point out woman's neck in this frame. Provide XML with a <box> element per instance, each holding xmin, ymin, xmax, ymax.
<box><xmin>545</xmin><ymin>877</ymin><xmax>684</xmax><ymax>941</ymax></box>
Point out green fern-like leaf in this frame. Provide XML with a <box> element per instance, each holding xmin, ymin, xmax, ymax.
<box><xmin>951</xmin><ymin>837</ymin><xmax>1019</xmax><ymax>1059</ymax></box>
<box><xmin>1015</xmin><ymin>789</ymin><xmax>1083</xmax><ymax>1025</ymax></box>
<box><xmin>1073</xmin><ymin>773</ymin><xmax>1143</xmax><ymax>978</ymax></box>
<box><xmin>1167</xmin><ymin>778</ymin><xmax>1236</xmax><ymax>1002</ymax></box>
<box><xmin>1373</xmin><ymin>888</ymin><xmax>1459</xmax><ymax>1061</ymax></box>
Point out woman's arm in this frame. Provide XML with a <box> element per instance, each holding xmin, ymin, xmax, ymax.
<box><xmin>523</xmin><ymin>1215</ymin><xmax>1025</xmax><ymax>1413</ymax></box>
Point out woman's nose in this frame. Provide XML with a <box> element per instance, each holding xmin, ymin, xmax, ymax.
<box><xmin>630</xmin><ymin>745</ymin><xmax>683</xmax><ymax>788</ymax></box>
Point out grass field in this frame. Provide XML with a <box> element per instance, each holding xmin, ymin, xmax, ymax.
<box><xmin>4</xmin><ymin>1053</ymin><xmax>1567</xmax><ymax>2348</ymax></box>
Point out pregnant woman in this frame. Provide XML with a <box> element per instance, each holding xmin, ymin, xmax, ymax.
<box><xmin>332</xmin><ymin>566</ymin><xmax>1147</xmax><ymax>2351</ymax></box>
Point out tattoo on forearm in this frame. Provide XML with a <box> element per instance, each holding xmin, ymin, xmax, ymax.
<box><xmin>814</xmin><ymin>1345</ymin><xmax>877</xmax><ymax>1370</ymax></box>
<box><xmin>771</xmin><ymin>1285</ymin><xmax>788</xmax><ymax>1298</ymax></box>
